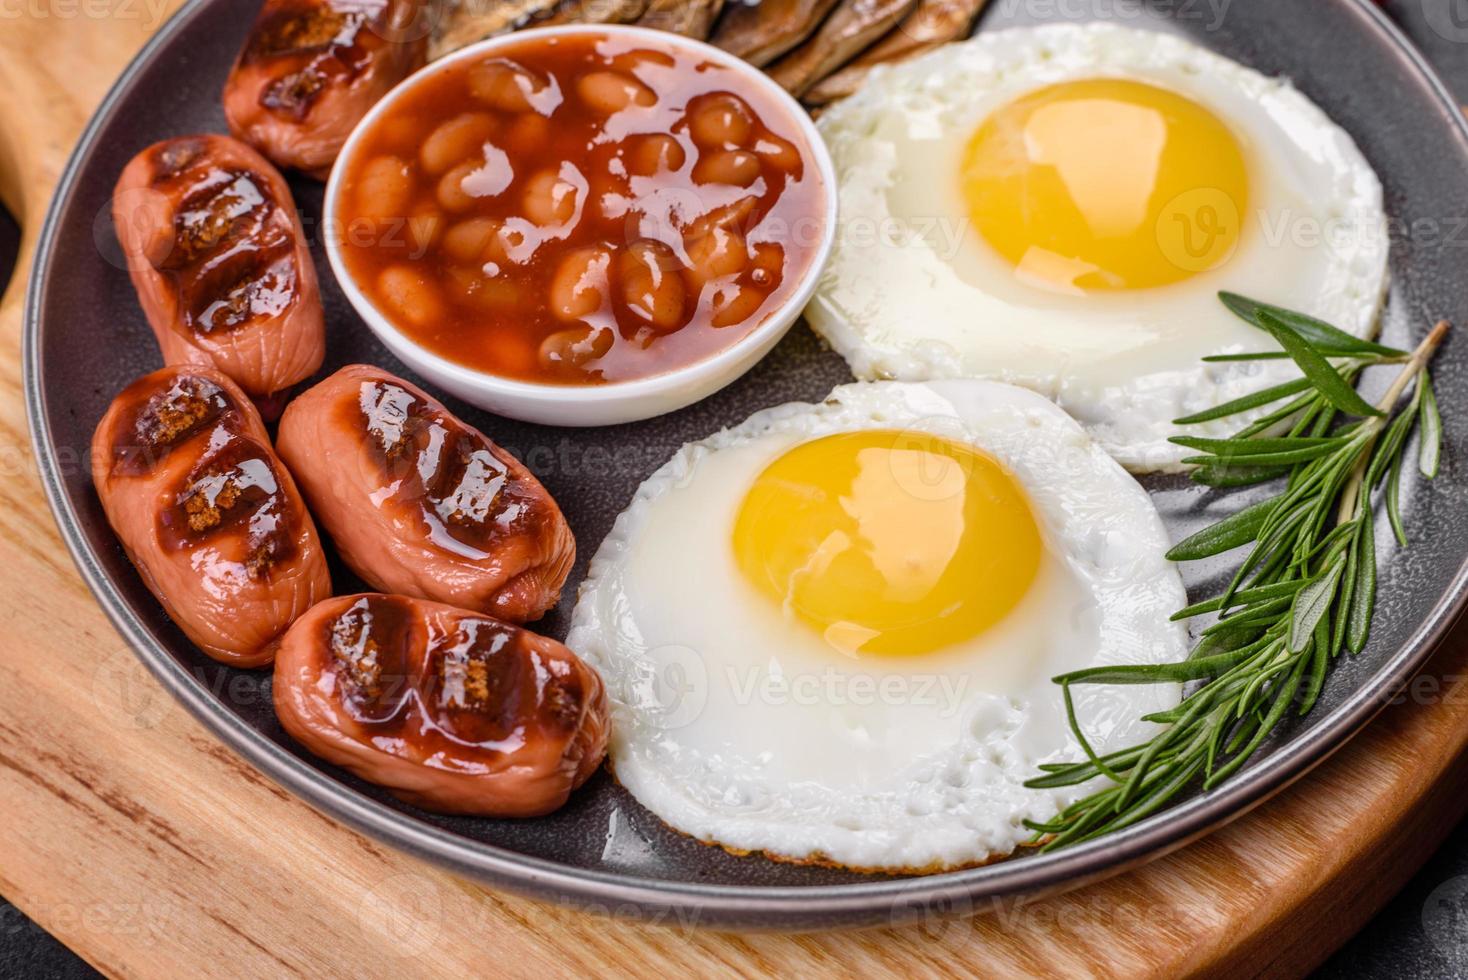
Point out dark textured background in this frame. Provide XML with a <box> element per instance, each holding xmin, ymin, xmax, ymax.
<box><xmin>5</xmin><ymin>0</ymin><xmax>1468</xmax><ymax>974</ymax></box>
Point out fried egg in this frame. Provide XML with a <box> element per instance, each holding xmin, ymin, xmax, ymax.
<box><xmin>808</xmin><ymin>24</ymin><xmax>1389</xmax><ymax>472</ymax></box>
<box><xmin>568</xmin><ymin>380</ymin><xmax>1187</xmax><ymax>872</ymax></box>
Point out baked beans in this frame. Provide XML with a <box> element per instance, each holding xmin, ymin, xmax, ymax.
<box><xmin>336</xmin><ymin>31</ymin><xmax>826</xmax><ymax>385</ymax></box>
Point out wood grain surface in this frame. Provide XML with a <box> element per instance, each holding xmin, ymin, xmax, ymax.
<box><xmin>4</xmin><ymin>5</ymin><xmax>1468</xmax><ymax>977</ymax></box>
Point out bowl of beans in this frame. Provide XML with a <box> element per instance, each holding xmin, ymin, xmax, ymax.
<box><xmin>324</xmin><ymin>24</ymin><xmax>837</xmax><ymax>426</ymax></box>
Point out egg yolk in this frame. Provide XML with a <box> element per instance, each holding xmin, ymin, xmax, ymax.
<box><xmin>960</xmin><ymin>78</ymin><xmax>1249</xmax><ymax>293</ymax></box>
<box><xmin>732</xmin><ymin>431</ymin><xmax>1042</xmax><ymax>657</ymax></box>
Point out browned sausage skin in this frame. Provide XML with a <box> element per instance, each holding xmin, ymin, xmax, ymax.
<box><xmin>224</xmin><ymin>0</ymin><xmax>429</xmax><ymax>179</ymax></box>
<box><xmin>277</xmin><ymin>365</ymin><xmax>576</xmax><ymax>622</ymax></box>
<box><xmin>274</xmin><ymin>594</ymin><xmax>608</xmax><ymax>816</ymax></box>
<box><xmin>112</xmin><ymin>135</ymin><xmax>326</xmax><ymax>413</ymax></box>
<box><xmin>91</xmin><ymin>366</ymin><xmax>332</xmax><ymax>667</ymax></box>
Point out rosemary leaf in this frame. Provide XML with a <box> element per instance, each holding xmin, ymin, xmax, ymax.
<box><xmin>1219</xmin><ymin>292</ymin><xmax>1406</xmax><ymax>357</ymax></box>
<box><xmin>1332</xmin><ymin>527</ymin><xmax>1359</xmax><ymax>657</ymax></box>
<box><xmin>1289</xmin><ymin>559</ymin><xmax>1344</xmax><ymax>653</ymax></box>
<box><xmin>1171</xmin><ymin>436</ymin><xmax>1342</xmax><ymax>455</ymax></box>
<box><xmin>1233</xmin><ymin>391</ymin><xmax>1321</xmax><ymax>439</ymax></box>
<box><xmin>1028</xmin><ymin>296</ymin><xmax>1447</xmax><ymax>853</ymax></box>
<box><xmin>1191</xmin><ymin>464</ymin><xmax>1292</xmax><ymax>488</ymax></box>
<box><xmin>1171</xmin><ymin>579</ymin><xmax>1305</xmax><ymax>620</ymax></box>
<box><xmin>1167</xmin><ymin>495</ymin><xmax>1278</xmax><ymax>562</ymax></box>
<box><xmin>1173</xmin><ymin>377</ymin><xmax>1314</xmax><ymax>425</ymax></box>
<box><xmin>1202</xmin><ymin>351</ymin><xmax>1292</xmax><ymax>362</ymax></box>
<box><xmin>1181</xmin><ymin>444</ymin><xmax>1344</xmax><ymax>468</ymax></box>
<box><xmin>1420</xmin><ymin>371</ymin><xmax>1442</xmax><ymax>478</ymax></box>
<box><xmin>1255</xmin><ymin>311</ymin><xmax>1383</xmax><ymax>418</ymax></box>
<box><xmin>1297</xmin><ymin>616</ymin><xmax>1332</xmax><ymax>716</ymax></box>
<box><xmin>1387</xmin><ymin>448</ymin><xmax>1407</xmax><ymax>547</ymax></box>
<box><xmin>1347</xmin><ymin>507</ymin><xmax>1376</xmax><ymax>655</ymax></box>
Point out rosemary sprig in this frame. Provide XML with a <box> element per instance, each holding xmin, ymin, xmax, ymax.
<box><xmin>1025</xmin><ymin>293</ymin><xmax>1449</xmax><ymax>852</ymax></box>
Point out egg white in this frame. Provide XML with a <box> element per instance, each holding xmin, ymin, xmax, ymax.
<box><xmin>807</xmin><ymin>23</ymin><xmax>1389</xmax><ymax>473</ymax></box>
<box><xmin>567</xmin><ymin>380</ymin><xmax>1187</xmax><ymax>872</ymax></box>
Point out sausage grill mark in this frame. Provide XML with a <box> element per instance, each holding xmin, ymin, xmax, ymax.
<box><xmin>317</xmin><ymin>597</ymin><xmax>586</xmax><ymax>751</ymax></box>
<box><xmin>161</xmin><ymin>169</ymin><xmax>270</xmax><ymax>268</ymax></box>
<box><xmin>244</xmin><ymin>3</ymin><xmax>380</xmax><ymax>120</ymax></box>
<box><xmin>429</xmin><ymin>618</ymin><xmax>531</xmax><ymax>745</ymax></box>
<box><xmin>329</xmin><ymin>595</ymin><xmax>416</xmax><ymax>725</ymax></box>
<box><xmin>163</xmin><ymin>437</ymin><xmax>297</xmax><ymax>578</ymax></box>
<box><xmin>110</xmin><ymin>373</ymin><xmax>299</xmax><ymax>577</ymax></box>
<box><xmin>145</xmin><ymin>148</ymin><xmax>301</xmax><ymax>337</ymax></box>
<box><xmin>155</xmin><ymin>137</ymin><xmax>208</xmax><ymax>177</ymax></box>
<box><xmin>112</xmin><ymin>374</ymin><xmax>234</xmax><ymax>476</ymax></box>
<box><xmin>355</xmin><ymin>380</ymin><xmax>536</xmax><ymax>559</ymax></box>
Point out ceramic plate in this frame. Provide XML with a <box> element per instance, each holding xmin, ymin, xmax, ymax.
<box><xmin>24</xmin><ymin>0</ymin><xmax>1468</xmax><ymax>930</ymax></box>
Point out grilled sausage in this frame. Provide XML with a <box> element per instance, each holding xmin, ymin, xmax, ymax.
<box><xmin>91</xmin><ymin>366</ymin><xmax>332</xmax><ymax>667</ymax></box>
<box><xmin>274</xmin><ymin>594</ymin><xmax>608</xmax><ymax>815</ymax></box>
<box><xmin>224</xmin><ymin>0</ymin><xmax>430</xmax><ymax>179</ymax></box>
<box><xmin>276</xmin><ymin>365</ymin><xmax>575</xmax><ymax>622</ymax></box>
<box><xmin>112</xmin><ymin>135</ymin><xmax>325</xmax><ymax>415</ymax></box>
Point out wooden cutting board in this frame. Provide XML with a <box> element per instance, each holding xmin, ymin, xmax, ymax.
<box><xmin>4</xmin><ymin>6</ymin><xmax>1468</xmax><ymax>977</ymax></box>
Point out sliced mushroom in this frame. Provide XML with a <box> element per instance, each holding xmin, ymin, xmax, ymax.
<box><xmin>430</xmin><ymin>0</ymin><xmax>562</xmax><ymax>60</ymax></box>
<box><xmin>766</xmin><ymin>0</ymin><xmax>919</xmax><ymax>97</ymax></box>
<box><xmin>804</xmin><ymin>0</ymin><xmax>989</xmax><ymax>105</ymax></box>
<box><xmin>710</xmin><ymin>0</ymin><xmax>843</xmax><ymax>68</ymax></box>
<box><xmin>636</xmin><ymin>0</ymin><xmax>726</xmax><ymax>38</ymax></box>
<box><xmin>535</xmin><ymin>0</ymin><xmax>651</xmax><ymax>27</ymax></box>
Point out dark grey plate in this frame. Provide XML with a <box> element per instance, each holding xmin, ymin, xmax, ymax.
<box><xmin>23</xmin><ymin>0</ymin><xmax>1468</xmax><ymax>931</ymax></box>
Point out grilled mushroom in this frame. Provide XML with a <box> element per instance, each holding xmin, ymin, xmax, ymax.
<box><xmin>537</xmin><ymin>0</ymin><xmax>650</xmax><ymax>26</ymax></box>
<box><xmin>636</xmin><ymin>0</ymin><xmax>726</xmax><ymax>38</ymax></box>
<box><xmin>767</xmin><ymin>0</ymin><xmax>919</xmax><ymax>97</ymax></box>
<box><xmin>804</xmin><ymin>0</ymin><xmax>989</xmax><ymax>105</ymax></box>
<box><xmin>710</xmin><ymin>0</ymin><xmax>843</xmax><ymax>67</ymax></box>
<box><xmin>430</xmin><ymin>0</ymin><xmax>562</xmax><ymax>60</ymax></box>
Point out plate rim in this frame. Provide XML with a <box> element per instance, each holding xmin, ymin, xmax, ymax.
<box><xmin>22</xmin><ymin>0</ymin><xmax>1468</xmax><ymax>930</ymax></box>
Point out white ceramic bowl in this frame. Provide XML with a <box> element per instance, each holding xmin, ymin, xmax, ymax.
<box><xmin>324</xmin><ymin>24</ymin><xmax>838</xmax><ymax>427</ymax></box>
